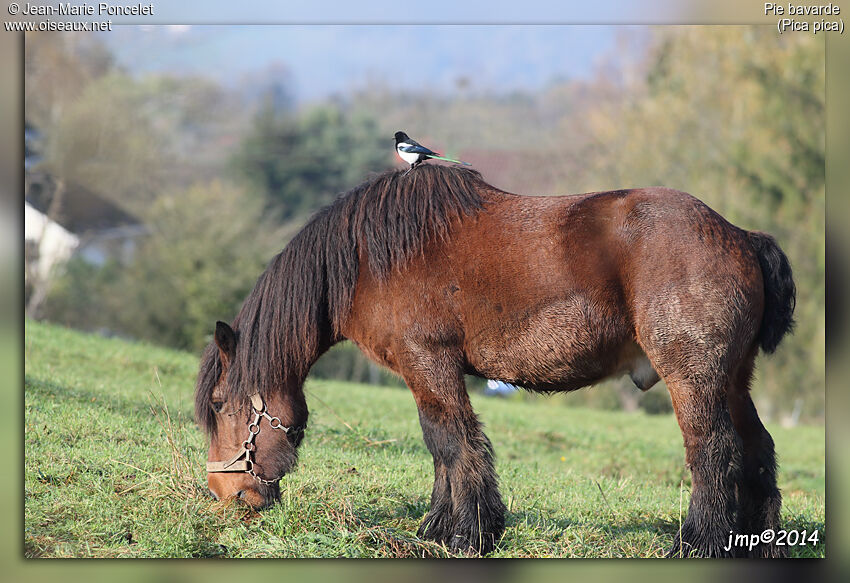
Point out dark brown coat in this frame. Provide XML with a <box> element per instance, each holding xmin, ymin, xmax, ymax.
<box><xmin>196</xmin><ymin>166</ymin><xmax>795</xmax><ymax>557</ymax></box>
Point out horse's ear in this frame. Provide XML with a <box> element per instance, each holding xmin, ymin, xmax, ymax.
<box><xmin>214</xmin><ymin>321</ymin><xmax>237</xmax><ymax>365</ymax></box>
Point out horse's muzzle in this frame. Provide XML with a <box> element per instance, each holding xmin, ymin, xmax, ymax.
<box><xmin>208</xmin><ymin>472</ymin><xmax>281</xmax><ymax>509</ymax></box>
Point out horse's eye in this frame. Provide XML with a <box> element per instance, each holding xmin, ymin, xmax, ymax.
<box><xmin>211</xmin><ymin>401</ymin><xmax>224</xmax><ymax>413</ymax></box>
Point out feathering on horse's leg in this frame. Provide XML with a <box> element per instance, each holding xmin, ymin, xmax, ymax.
<box><xmin>664</xmin><ymin>370</ymin><xmax>743</xmax><ymax>558</ymax></box>
<box><xmin>727</xmin><ymin>348</ymin><xmax>785</xmax><ymax>558</ymax></box>
<box><xmin>405</xmin><ymin>361</ymin><xmax>506</xmax><ymax>555</ymax></box>
<box><xmin>417</xmin><ymin>457</ymin><xmax>454</xmax><ymax>545</ymax></box>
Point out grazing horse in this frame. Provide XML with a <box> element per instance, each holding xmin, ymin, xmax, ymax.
<box><xmin>195</xmin><ymin>165</ymin><xmax>795</xmax><ymax>557</ymax></box>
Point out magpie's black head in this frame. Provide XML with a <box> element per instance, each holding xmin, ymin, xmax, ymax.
<box><xmin>394</xmin><ymin>131</ymin><xmax>409</xmax><ymax>144</ymax></box>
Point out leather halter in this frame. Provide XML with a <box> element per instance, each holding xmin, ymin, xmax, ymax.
<box><xmin>205</xmin><ymin>392</ymin><xmax>304</xmax><ymax>484</ymax></box>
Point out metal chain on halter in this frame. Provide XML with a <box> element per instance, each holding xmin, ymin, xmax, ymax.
<box><xmin>245</xmin><ymin>404</ymin><xmax>290</xmax><ymax>485</ymax></box>
<box><xmin>245</xmin><ymin>395</ymin><xmax>290</xmax><ymax>484</ymax></box>
<box><xmin>206</xmin><ymin>392</ymin><xmax>295</xmax><ymax>485</ymax></box>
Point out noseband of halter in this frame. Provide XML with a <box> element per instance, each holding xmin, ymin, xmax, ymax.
<box><xmin>205</xmin><ymin>392</ymin><xmax>305</xmax><ymax>485</ymax></box>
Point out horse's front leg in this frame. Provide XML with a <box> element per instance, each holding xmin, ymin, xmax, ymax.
<box><xmin>405</xmin><ymin>357</ymin><xmax>506</xmax><ymax>555</ymax></box>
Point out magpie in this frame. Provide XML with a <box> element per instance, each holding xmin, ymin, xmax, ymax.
<box><xmin>394</xmin><ymin>131</ymin><xmax>470</xmax><ymax>173</ymax></box>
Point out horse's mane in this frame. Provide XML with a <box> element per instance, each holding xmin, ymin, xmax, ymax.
<box><xmin>195</xmin><ymin>165</ymin><xmax>492</xmax><ymax>434</ymax></box>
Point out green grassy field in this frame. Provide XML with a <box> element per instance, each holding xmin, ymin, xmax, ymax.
<box><xmin>24</xmin><ymin>320</ymin><xmax>825</xmax><ymax>558</ymax></box>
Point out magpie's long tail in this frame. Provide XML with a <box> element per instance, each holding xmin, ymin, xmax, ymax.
<box><xmin>428</xmin><ymin>155</ymin><xmax>471</xmax><ymax>166</ymax></box>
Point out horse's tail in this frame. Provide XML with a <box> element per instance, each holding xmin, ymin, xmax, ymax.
<box><xmin>747</xmin><ymin>230</ymin><xmax>796</xmax><ymax>353</ymax></box>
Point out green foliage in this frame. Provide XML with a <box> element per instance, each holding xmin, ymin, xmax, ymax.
<box><xmin>638</xmin><ymin>387</ymin><xmax>674</xmax><ymax>415</ymax></box>
<box><xmin>40</xmin><ymin>257</ymin><xmax>122</xmax><ymax>331</ymax></box>
<box><xmin>45</xmin><ymin>182</ymin><xmax>284</xmax><ymax>352</ymax></box>
<box><xmin>24</xmin><ymin>320</ymin><xmax>825</xmax><ymax>557</ymax></box>
<box><xmin>232</xmin><ymin>102</ymin><xmax>392</xmax><ymax>220</ymax></box>
<box><xmin>41</xmin><ymin>72</ymin><xmax>166</xmax><ymax>214</ymax></box>
<box><xmin>25</xmin><ymin>32</ymin><xmax>114</xmax><ymax>129</ymax></box>
<box><xmin>129</xmin><ymin>74</ymin><xmax>247</xmax><ymax>185</ymax></box>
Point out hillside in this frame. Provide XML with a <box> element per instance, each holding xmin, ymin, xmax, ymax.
<box><xmin>24</xmin><ymin>320</ymin><xmax>825</xmax><ymax>557</ymax></box>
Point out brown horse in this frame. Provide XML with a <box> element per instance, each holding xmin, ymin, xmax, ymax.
<box><xmin>195</xmin><ymin>165</ymin><xmax>795</xmax><ymax>557</ymax></box>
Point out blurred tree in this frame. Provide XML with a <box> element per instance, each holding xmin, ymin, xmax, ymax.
<box><xmin>232</xmin><ymin>100</ymin><xmax>391</xmax><ymax>220</ymax></box>
<box><xmin>131</xmin><ymin>74</ymin><xmax>249</xmax><ymax>188</ymax></box>
<box><xmin>41</xmin><ymin>253</ymin><xmax>121</xmax><ymax>332</ymax></box>
<box><xmin>27</xmin><ymin>36</ymin><xmax>246</xmax><ymax>219</ymax></box>
<box><xmin>39</xmin><ymin>73</ymin><xmax>165</xmax><ymax>215</ymax></box>
<box><xmin>113</xmin><ymin>181</ymin><xmax>288</xmax><ymax>351</ymax></box>
<box><xmin>25</xmin><ymin>32</ymin><xmax>113</xmax><ymax>130</ymax></box>
<box><xmin>46</xmin><ymin>181</ymin><xmax>287</xmax><ymax>352</ymax></box>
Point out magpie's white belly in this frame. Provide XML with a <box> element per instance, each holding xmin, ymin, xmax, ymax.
<box><xmin>397</xmin><ymin>149</ymin><xmax>420</xmax><ymax>165</ymax></box>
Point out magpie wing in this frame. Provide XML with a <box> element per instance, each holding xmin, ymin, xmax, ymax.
<box><xmin>398</xmin><ymin>141</ymin><xmax>440</xmax><ymax>156</ymax></box>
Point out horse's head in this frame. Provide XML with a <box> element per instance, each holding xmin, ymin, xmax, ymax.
<box><xmin>198</xmin><ymin>321</ymin><xmax>307</xmax><ymax>508</ymax></box>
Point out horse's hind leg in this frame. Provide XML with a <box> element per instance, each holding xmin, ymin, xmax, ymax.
<box><xmin>403</xmin><ymin>353</ymin><xmax>506</xmax><ymax>555</ymax></box>
<box><xmin>728</xmin><ymin>349</ymin><xmax>786</xmax><ymax>558</ymax></box>
<box><xmin>664</xmin><ymin>370</ymin><xmax>743</xmax><ymax>558</ymax></box>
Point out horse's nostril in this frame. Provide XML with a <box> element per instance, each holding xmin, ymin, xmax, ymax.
<box><xmin>236</xmin><ymin>490</ymin><xmax>246</xmax><ymax>499</ymax></box>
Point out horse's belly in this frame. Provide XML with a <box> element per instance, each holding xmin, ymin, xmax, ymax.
<box><xmin>462</xmin><ymin>297</ymin><xmax>629</xmax><ymax>390</ymax></box>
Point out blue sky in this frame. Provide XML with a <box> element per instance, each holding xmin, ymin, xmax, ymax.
<box><xmin>101</xmin><ymin>25</ymin><xmax>635</xmax><ymax>102</ymax></box>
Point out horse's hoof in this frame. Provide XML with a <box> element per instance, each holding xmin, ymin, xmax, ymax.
<box><xmin>446</xmin><ymin>531</ymin><xmax>497</xmax><ymax>556</ymax></box>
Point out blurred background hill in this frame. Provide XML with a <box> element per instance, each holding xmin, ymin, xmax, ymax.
<box><xmin>24</xmin><ymin>26</ymin><xmax>824</xmax><ymax>423</ymax></box>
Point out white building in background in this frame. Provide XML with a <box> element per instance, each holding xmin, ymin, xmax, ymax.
<box><xmin>25</xmin><ymin>201</ymin><xmax>80</xmax><ymax>281</ymax></box>
<box><xmin>24</xmin><ymin>170</ymin><xmax>146</xmax><ymax>288</ymax></box>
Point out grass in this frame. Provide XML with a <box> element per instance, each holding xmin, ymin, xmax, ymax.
<box><xmin>24</xmin><ymin>319</ymin><xmax>825</xmax><ymax>558</ymax></box>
